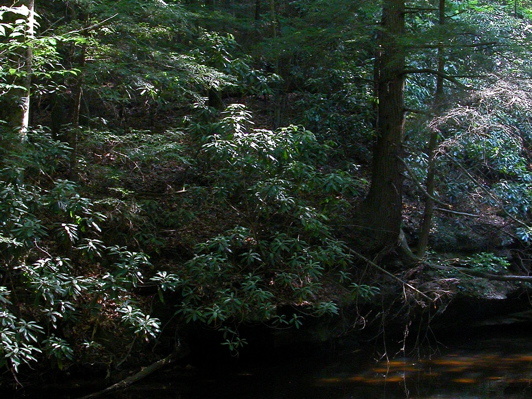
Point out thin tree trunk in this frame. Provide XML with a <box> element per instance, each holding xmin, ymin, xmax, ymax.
<box><xmin>357</xmin><ymin>0</ymin><xmax>406</xmax><ymax>254</ymax></box>
<box><xmin>68</xmin><ymin>41</ymin><xmax>86</xmax><ymax>179</ymax></box>
<box><xmin>270</xmin><ymin>0</ymin><xmax>282</xmax><ymax>128</ymax></box>
<box><xmin>417</xmin><ymin>0</ymin><xmax>446</xmax><ymax>257</ymax></box>
<box><xmin>20</xmin><ymin>0</ymin><xmax>35</xmax><ymax>138</ymax></box>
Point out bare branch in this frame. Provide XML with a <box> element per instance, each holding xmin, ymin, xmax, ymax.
<box><xmin>433</xmin><ymin>207</ymin><xmax>480</xmax><ymax>218</ymax></box>
<box><xmin>403</xmin><ymin>68</ymin><xmax>473</xmax><ymax>89</ymax></box>
<box><xmin>66</xmin><ymin>14</ymin><xmax>118</xmax><ymax>36</ymax></box>
<box><xmin>408</xmin><ymin>41</ymin><xmax>497</xmax><ymax>49</ymax></box>
<box><xmin>404</xmin><ymin>107</ymin><xmax>435</xmax><ymax>116</ymax></box>
<box><xmin>79</xmin><ymin>345</ymin><xmax>189</xmax><ymax>399</ymax></box>
<box><xmin>426</xmin><ymin>263</ymin><xmax>532</xmax><ymax>282</ymax></box>
<box><xmin>404</xmin><ymin>7</ymin><xmax>438</xmax><ymax>13</ymax></box>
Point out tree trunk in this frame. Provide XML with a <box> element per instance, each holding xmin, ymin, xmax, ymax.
<box><xmin>269</xmin><ymin>0</ymin><xmax>282</xmax><ymax>128</ymax></box>
<box><xmin>67</xmin><ymin>39</ymin><xmax>86</xmax><ymax>180</ymax></box>
<box><xmin>417</xmin><ymin>0</ymin><xmax>446</xmax><ymax>257</ymax></box>
<box><xmin>356</xmin><ymin>0</ymin><xmax>406</xmax><ymax>254</ymax></box>
<box><xmin>20</xmin><ymin>0</ymin><xmax>35</xmax><ymax>138</ymax></box>
<box><xmin>0</xmin><ymin>0</ymin><xmax>36</xmax><ymax>137</ymax></box>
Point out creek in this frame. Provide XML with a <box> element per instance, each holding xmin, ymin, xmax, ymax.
<box><xmin>113</xmin><ymin>326</ymin><xmax>531</xmax><ymax>399</ymax></box>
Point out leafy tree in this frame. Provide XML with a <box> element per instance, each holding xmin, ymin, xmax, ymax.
<box><xmin>353</xmin><ymin>0</ymin><xmax>532</xmax><ymax>259</ymax></box>
<box><xmin>404</xmin><ymin>0</ymin><xmax>532</xmax><ymax>254</ymax></box>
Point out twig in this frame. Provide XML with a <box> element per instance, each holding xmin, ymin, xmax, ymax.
<box><xmin>399</xmin><ymin>156</ymin><xmax>448</xmax><ymax>206</ymax></box>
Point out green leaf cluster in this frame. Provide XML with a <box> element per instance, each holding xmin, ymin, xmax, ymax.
<box><xmin>0</xmin><ymin>127</ymin><xmax>159</xmax><ymax>373</ymax></box>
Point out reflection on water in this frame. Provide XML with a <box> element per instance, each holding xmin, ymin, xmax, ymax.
<box><xmin>120</xmin><ymin>332</ymin><xmax>532</xmax><ymax>399</ymax></box>
<box><xmin>316</xmin><ymin>352</ymin><xmax>532</xmax><ymax>398</ymax></box>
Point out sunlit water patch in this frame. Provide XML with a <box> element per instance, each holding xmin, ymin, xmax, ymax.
<box><xmin>315</xmin><ymin>351</ymin><xmax>532</xmax><ymax>398</ymax></box>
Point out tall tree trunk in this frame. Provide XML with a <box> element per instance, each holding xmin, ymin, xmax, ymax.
<box><xmin>0</xmin><ymin>0</ymin><xmax>37</xmax><ymax>137</ymax></box>
<box><xmin>68</xmin><ymin>39</ymin><xmax>87</xmax><ymax>180</ymax></box>
<box><xmin>270</xmin><ymin>0</ymin><xmax>282</xmax><ymax>128</ymax></box>
<box><xmin>417</xmin><ymin>0</ymin><xmax>446</xmax><ymax>257</ymax></box>
<box><xmin>20</xmin><ymin>0</ymin><xmax>35</xmax><ymax>138</ymax></box>
<box><xmin>356</xmin><ymin>0</ymin><xmax>406</xmax><ymax>255</ymax></box>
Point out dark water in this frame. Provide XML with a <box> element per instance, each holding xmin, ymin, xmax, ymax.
<box><xmin>118</xmin><ymin>329</ymin><xmax>531</xmax><ymax>399</ymax></box>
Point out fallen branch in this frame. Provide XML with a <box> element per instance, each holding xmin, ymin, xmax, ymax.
<box><xmin>79</xmin><ymin>345</ymin><xmax>189</xmax><ymax>399</ymax></box>
<box><xmin>433</xmin><ymin>207</ymin><xmax>480</xmax><ymax>218</ymax></box>
<box><xmin>426</xmin><ymin>263</ymin><xmax>532</xmax><ymax>282</ymax></box>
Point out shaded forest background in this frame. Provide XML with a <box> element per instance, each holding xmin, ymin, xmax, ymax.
<box><xmin>0</xmin><ymin>0</ymin><xmax>531</xmax><ymax>392</ymax></box>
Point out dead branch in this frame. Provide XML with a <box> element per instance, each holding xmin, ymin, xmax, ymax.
<box><xmin>433</xmin><ymin>207</ymin><xmax>480</xmax><ymax>218</ymax></box>
<box><xmin>426</xmin><ymin>262</ymin><xmax>532</xmax><ymax>282</ymax></box>
<box><xmin>78</xmin><ymin>345</ymin><xmax>189</xmax><ymax>399</ymax></box>
<box><xmin>407</xmin><ymin>42</ymin><xmax>497</xmax><ymax>49</ymax></box>
<box><xmin>67</xmin><ymin>14</ymin><xmax>119</xmax><ymax>36</ymax></box>
<box><xmin>402</xmin><ymin>68</ymin><xmax>473</xmax><ymax>89</ymax></box>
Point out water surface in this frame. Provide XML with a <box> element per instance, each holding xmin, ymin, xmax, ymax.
<box><xmin>119</xmin><ymin>329</ymin><xmax>532</xmax><ymax>399</ymax></box>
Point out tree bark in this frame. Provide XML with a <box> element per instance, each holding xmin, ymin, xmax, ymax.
<box><xmin>0</xmin><ymin>0</ymin><xmax>36</xmax><ymax>137</ymax></box>
<box><xmin>68</xmin><ymin>36</ymin><xmax>87</xmax><ymax>180</ymax></box>
<box><xmin>356</xmin><ymin>0</ymin><xmax>406</xmax><ymax>254</ymax></box>
<box><xmin>417</xmin><ymin>0</ymin><xmax>446</xmax><ymax>257</ymax></box>
<box><xmin>270</xmin><ymin>0</ymin><xmax>282</xmax><ymax>128</ymax></box>
<box><xmin>20</xmin><ymin>0</ymin><xmax>35</xmax><ymax>138</ymax></box>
